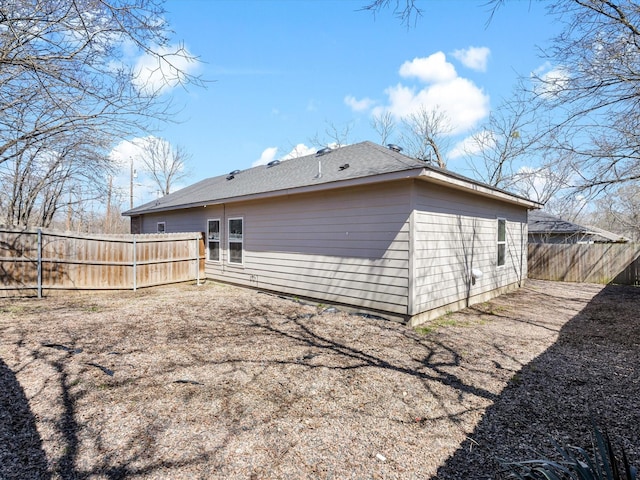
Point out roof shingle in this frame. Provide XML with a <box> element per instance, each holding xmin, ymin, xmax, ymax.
<box><xmin>124</xmin><ymin>141</ymin><xmax>537</xmax><ymax>215</ymax></box>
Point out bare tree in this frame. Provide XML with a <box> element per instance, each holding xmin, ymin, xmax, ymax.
<box><xmin>590</xmin><ymin>184</ymin><xmax>640</xmax><ymax>241</ymax></box>
<box><xmin>136</xmin><ymin>137</ymin><xmax>190</xmax><ymax>196</ymax></box>
<box><xmin>523</xmin><ymin>1</ymin><xmax>640</xmax><ymax>192</ymax></box>
<box><xmin>371</xmin><ymin>111</ymin><xmax>397</xmax><ymax>146</ymax></box>
<box><xmin>361</xmin><ymin>0</ymin><xmax>423</xmax><ymax>25</ymax></box>
<box><xmin>0</xmin><ymin>125</ymin><xmax>111</xmax><ymax>227</ymax></box>
<box><xmin>400</xmin><ymin>106</ymin><xmax>450</xmax><ymax>168</ymax></box>
<box><xmin>309</xmin><ymin>121</ymin><xmax>353</xmax><ymax>149</ymax></box>
<box><xmin>510</xmin><ymin>162</ymin><xmax>574</xmax><ymax>205</ymax></box>
<box><xmin>465</xmin><ymin>90</ymin><xmax>542</xmax><ymax>189</ymax></box>
<box><xmin>362</xmin><ymin>0</ymin><xmax>508</xmax><ymax>25</ymax></box>
<box><xmin>365</xmin><ymin>0</ymin><xmax>640</xmax><ymax>194</ymax></box>
<box><xmin>0</xmin><ymin>0</ymin><xmax>201</xmax><ymax>226</ymax></box>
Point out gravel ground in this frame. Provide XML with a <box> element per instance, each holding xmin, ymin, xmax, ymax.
<box><xmin>0</xmin><ymin>279</ymin><xmax>638</xmax><ymax>479</ymax></box>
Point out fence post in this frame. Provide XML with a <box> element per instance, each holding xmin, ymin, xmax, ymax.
<box><xmin>195</xmin><ymin>236</ymin><xmax>200</xmax><ymax>285</ymax></box>
<box><xmin>132</xmin><ymin>235</ymin><xmax>137</xmax><ymax>291</ymax></box>
<box><xmin>37</xmin><ymin>228</ymin><xmax>42</xmax><ymax>299</ymax></box>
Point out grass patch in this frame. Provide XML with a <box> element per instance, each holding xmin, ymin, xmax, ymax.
<box><xmin>414</xmin><ymin>315</ymin><xmax>480</xmax><ymax>335</ymax></box>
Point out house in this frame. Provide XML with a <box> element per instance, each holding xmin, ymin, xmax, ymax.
<box><xmin>124</xmin><ymin>141</ymin><xmax>540</xmax><ymax>325</ymax></box>
<box><xmin>528</xmin><ymin>210</ymin><xmax>629</xmax><ymax>244</ymax></box>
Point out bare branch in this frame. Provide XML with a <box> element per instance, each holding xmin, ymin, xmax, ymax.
<box><xmin>360</xmin><ymin>0</ymin><xmax>422</xmax><ymax>25</ymax></box>
<box><xmin>371</xmin><ymin>111</ymin><xmax>396</xmax><ymax>146</ymax></box>
<box><xmin>400</xmin><ymin>106</ymin><xmax>450</xmax><ymax>168</ymax></box>
<box><xmin>0</xmin><ymin>0</ymin><xmax>202</xmax><ymax>227</ymax></box>
<box><xmin>136</xmin><ymin>137</ymin><xmax>190</xmax><ymax>196</ymax></box>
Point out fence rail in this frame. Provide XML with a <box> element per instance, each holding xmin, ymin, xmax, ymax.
<box><xmin>528</xmin><ymin>243</ymin><xmax>640</xmax><ymax>285</ymax></box>
<box><xmin>0</xmin><ymin>227</ymin><xmax>205</xmax><ymax>297</ymax></box>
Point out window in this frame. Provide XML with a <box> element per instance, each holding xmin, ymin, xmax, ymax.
<box><xmin>157</xmin><ymin>222</ymin><xmax>166</xmax><ymax>233</ymax></box>
<box><xmin>497</xmin><ymin>218</ymin><xmax>506</xmax><ymax>266</ymax></box>
<box><xmin>207</xmin><ymin>219</ymin><xmax>220</xmax><ymax>261</ymax></box>
<box><xmin>228</xmin><ymin>217</ymin><xmax>243</xmax><ymax>265</ymax></box>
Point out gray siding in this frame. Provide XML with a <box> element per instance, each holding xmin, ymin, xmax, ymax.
<box><xmin>135</xmin><ymin>178</ymin><xmax>531</xmax><ymax>320</ymax></box>
<box><xmin>411</xmin><ymin>181</ymin><xmax>527</xmax><ymax>315</ymax></box>
<box><xmin>137</xmin><ymin>207</ymin><xmax>213</xmax><ymax>234</ymax></box>
<box><xmin>204</xmin><ymin>182</ymin><xmax>412</xmax><ymax>315</ymax></box>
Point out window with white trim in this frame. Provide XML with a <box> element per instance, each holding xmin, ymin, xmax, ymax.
<box><xmin>157</xmin><ymin>222</ymin><xmax>166</xmax><ymax>233</ymax></box>
<box><xmin>228</xmin><ymin>217</ymin><xmax>243</xmax><ymax>265</ymax></box>
<box><xmin>207</xmin><ymin>219</ymin><xmax>221</xmax><ymax>261</ymax></box>
<box><xmin>497</xmin><ymin>218</ymin><xmax>506</xmax><ymax>266</ymax></box>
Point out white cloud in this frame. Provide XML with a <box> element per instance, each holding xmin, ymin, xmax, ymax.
<box><xmin>399</xmin><ymin>52</ymin><xmax>457</xmax><ymax>83</ymax></box>
<box><xmin>133</xmin><ymin>44</ymin><xmax>200</xmax><ymax>95</ymax></box>
<box><xmin>452</xmin><ymin>46</ymin><xmax>490</xmax><ymax>72</ymax></box>
<box><xmin>108</xmin><ymin>137</ymin><xmax>164</xmax><ymax>208</ymax></box>
<box><xmin>367</xmin><ymin>52</ymin><xmax>490</xmax><ymax>136</ymax></box>
<box><xmin>251</xmin><ymin>144</ymin><xmax>316</xmax><ymax>167</ymax></box>
<box><xmin>382</xmin><ymin>77</ymin><xmax>489</xmax><ymax>135</ymax></box>
<box><xmin>252</xmin><ymin>147</ymin><xmax>279</xmax><ymax>167</ymax></box>
<box><xmin>282</xmin><ymin>143</ymin><xmax>316</xmax><ymax>159</ymax></box>
<box><xmin>532</xmin><ymin>63</ymin><xmax>570</xmax><ymax>98</ymax></box>
<box><xmin>448</xmin><ymin>130</ymin><xmax>495</xmax><ymax>160</ymax></box>
<box><xmin>511</xmin><ymin>165</ymin><xmax>578</xmax><ymax>205</ymax></box>
<box><xmin>344</xmin><ymin>95</ymin><xmax>375</xmax><ymax>112</ymax></box>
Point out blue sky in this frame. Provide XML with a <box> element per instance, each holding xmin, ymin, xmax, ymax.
<box><xmin>112</xmin><ymin>0</ymin><xmax>561</xmax><ymax>207</ymax></box>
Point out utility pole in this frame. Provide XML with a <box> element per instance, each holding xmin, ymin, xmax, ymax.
<box><xmin>129</xmin><ymin>157</ymin><xmax>137</xmax><ymax>210</ymax></box>
<box><xmin>106</xmin><ymin>176</ymin><xmax>112</xmax><ymax>232</ymax></box>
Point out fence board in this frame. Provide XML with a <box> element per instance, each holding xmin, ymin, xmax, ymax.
<box><xmin>528</xmin><ymin>243</ymin><xmax>640</xmax><ymax>285</ymax></box>
<box><xmin>0</xmin><ymin>227</ymin><xmax>204</xmax><ymax>296</ymax></box>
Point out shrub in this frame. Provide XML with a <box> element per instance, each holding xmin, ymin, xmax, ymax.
<box><xmin>500</xmin><ymin>425</ymin><xmax>637</xmax><ymax>480</ymax></box>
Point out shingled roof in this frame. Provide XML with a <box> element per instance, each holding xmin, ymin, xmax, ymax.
<box><xmin>124</xmin><ymin>141</ymin><xmax>538</xmax><ymax>216</ymax></box>
<box><xmin>528</xmin><ymin>210</ymin><xmax>588</xmax><ymax>235</ymax></box>
<box><xmin>528</xmin><ymin>210</ymin><xmax>629</xmax><ymax>243</ymax></box>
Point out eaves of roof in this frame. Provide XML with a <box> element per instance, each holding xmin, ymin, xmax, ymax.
<box><xmin>416</xmin><ymin>168</ymin><xmax>541</xmax><ymax>209</ymax></box>
<box><xmin>126</xmin><ymin>167</ymin><xmax>425</xmax><ymax>215</ymax></box>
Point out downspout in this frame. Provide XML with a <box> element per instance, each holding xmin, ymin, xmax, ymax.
<box><xmin>520</xmin><ymin>220</ymin><xmax>526</xmax><ymax>286</ymax></box>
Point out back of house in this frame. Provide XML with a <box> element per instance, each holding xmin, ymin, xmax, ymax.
<box><xmin>124</xmin><ymin>141</ymin><xmax>539</xmax><ymax>324</ymax></box>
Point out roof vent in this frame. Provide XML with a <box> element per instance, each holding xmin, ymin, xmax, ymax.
<box><xmin>316</xmin><ymin>147</ymin><xmax>332</xmax><ymax>156</ymax></box>
<box><xmin>387</xmin><ymin>144</ymin><xmax>403</xmax><ymax>153</ymax></box>
<box><xmin>226</xmin><ymin>174</ymin><xmax>235</xmax><ymax>180</ymax></box>
<box><xmin>339</xmin><ymin>163</ymin><xmax>350</xmax><ymax>171</ymax></box>
<box><xmin>229</xmin><ymin>169</ymin><xmax>241</xmax><ymax>175</ymax></box>
<box><xmin>267</xmin><ymin>159</ymin><xmax>280</xmax><ymax>168</ymax></box>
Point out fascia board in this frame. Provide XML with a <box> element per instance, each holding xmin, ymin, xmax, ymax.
<box><xmin>124</xmin><ymin>168</ymin><xmax>425</xmax><ymax>216</ymax></box>
<box><xmin>416</xmin><ymin>169</ymin><xmax>542</xmax><ymax>209</ymax></box>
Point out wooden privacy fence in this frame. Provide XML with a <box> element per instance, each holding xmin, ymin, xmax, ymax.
<box><xmin>528</xmin><ymin>243</ymin><xmax>640</xmax><ymax>285</ymax></box>
<box><xmin>0</xmin><ymin>227</ymin><xmax>205</xmax><ymax>297</ymax></box>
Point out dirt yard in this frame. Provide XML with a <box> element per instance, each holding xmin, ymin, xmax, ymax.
<box><xmin>0</xmin><ymin>279</ymin><xmax>638</xmax><ymax>479</ymax></box>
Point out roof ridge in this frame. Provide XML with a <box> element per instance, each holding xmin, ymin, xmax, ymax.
<box><xmin>125</xmin><ymin>140</ymin><xmax>538</xmax><ymax>216</ymax></box>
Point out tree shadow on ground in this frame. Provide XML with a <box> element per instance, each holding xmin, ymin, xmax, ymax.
<box><xmin>432</xmin><ymin>283</ymin><xmax>640</xmax><ymax>479</ymax></box>
<box><xmin>0</xmin><ymin>358</ymin><xmax>50</xmax><ymax>479</ymax></box>
<box><xmin>4</xmin><ymin>281</ymin><xmax>636</xmax><ymax>478</ymax></box>
<box><xmin>1</xmin><ymin>340</ymin><xmax>210</xmax><ymax>480</ymax></box>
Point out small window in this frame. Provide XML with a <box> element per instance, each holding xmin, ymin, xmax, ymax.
<box><xmin>497</xmin><ymin>218</ymin><xmax>506</xmax><ymax>266</ymax></box>
<box><xmin>207</xmin><ymin>219</ymin><xmax>221</xmax><ymax>261</ymax></box>
<box><xmin>157</xmin><ymin>222</ymin><xmax>166</xmax><ymax>233</ymax></box>
<box><xmin>228</xmin><ymin>217</ymin><xmax>243</xmax><ymax>265</ymax></box>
